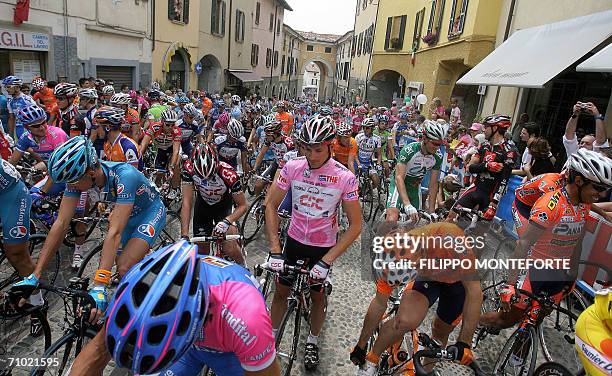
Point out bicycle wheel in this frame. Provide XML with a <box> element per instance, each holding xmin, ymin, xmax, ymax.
<box><xmin>76</xmin><ymin>243</ymin><xmax>118</xmax><ymax>283</ymax></box>
<box><xmin>275</xmin><ymin>299</ymin><xmax>301</xmax><ymax>376</ymax></box>
<box><xmin>360</xmin><ymin>178</ymin><xmax>374</xmax><ymax>222</ymax></box>
<box><xmin>493</xmin><ymin>325</ymin><xmax>537</xmax><ymax>376</ymax></box>
<box><xmin>240</xmin><ymin>195</ymin><xmax>266</xmax><ymax>244</ymax></box>
<box><xmin>538</xmin><ymin>290</ymin><xmax>587</xmax><ymax>374</ymax></box>
<box><xmin>0</xmin><ymin>305</ymin><xmax>51</xmax><ymax>375</ymax></box>
<box><xmin>533</xmin><ymin>362</ymin><xmax>574</xmax><ymax>376</ymax></box>
<box><xmin>490</xmin><ymin>238</ymin><xmax>515</xmax><ymax>288</ymax></box>
<box><xmin>0</xmin><ymin>234</ymin><xmax>58</xmax><ymax>292</ymax></box>
<box><xmin>30</xmin><ymin>327</ymin><xmax>98</xmax><ymax>375</ymax></box>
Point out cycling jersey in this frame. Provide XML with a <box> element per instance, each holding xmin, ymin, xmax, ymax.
<box><xmin>395</xmin><ymin>142</ymin><xmax>442</xmax><ymax>185</ymax></box>
<box><xmin>0</xmin><ymin>163</ymin><xmax>31</xmax><ymax>244</ymax></box>
<box><xmin>177</xmin><ymin>118</ymin><xmax>203</xmax><ymax>142</ymax></box>
<box><xmin>104</xmin><ymin>134</ymin><xmax>141</xmax><ymax>169</ymax></box>
<box><xmin>65</xmin><ymin>161</ymin><xmax>165</xmax><ymax>246</ymax></box>
<box><xmin>514</xmin><ymin>172</ymin><xmax>564</xmax><ymax>218</ymax></box>
<box><xmin>162</xmin><ymin>256</ymin><xmax>275</xmax><ymax>375</ymax></box>
<box><xmin>55</xmin><ymin>105</ymin><xmax>84</xmax><ymax>138</ymax></box>
<box><xmin>214</xmin><ymin>135</ymin><xmax>247</xmax><ymax>168</ymax></box>
<box><xmin>145</xmin><ymin>103</ymin><xmax>170</xmax><ymax>122</ymax></box>
<box><xmin>391</xmin><ymin>122</ymin><xmax>416</xmax><ymax>152</ymax></box>
<box><xmin>355</xmin><ymin>133</ymin><xmax>381</xmax><ymax>165</ymax></box>
<box><xmin>276</xmin><ymin>157</ymin><xmax>358</xmax><ymax>247</ymax></box>
<box><xmin>182</xmin><ymin>160</ymin><xmax>242</xmax><ymax>205</ymax></box>
<box><xmin>332</xmin><ymin>138</ymin><xmax>357</xmax><ymax>167</ymax></box>
<box><xmin>264</xmin><ymin>136</ymin><xmax>294</xmax><ymax>168</ymax></box>
<box><xmin>276</xmin><ymin>112</ymin><xmax>294</xmax><ymax>135</ymax></box>
<box><xmin>208</xmin><ymin>108</ymin><xmax>225</xmax><ymax>124</ymax></box>
<box><xmin>125</xmin><ymin>107</ymin><xmax>140</xmax><ymax>125</ymax></box>
<box><xmin>575</xmin><ymin>291</ymin><xmax>612</xmax><ymax>376</ymax></box>
<box><xmin>32</xmin><ymin>87</ymin><xmax>57</xmax><ymax>114</ymax></box>
<box><xmin>255</xmin><ymin>125</ymin><xmax>274</xmax><ymax>161</ymax></box>
<box><xmin>351</xmin><ymin>115</ymin><xmax>364</xmax><ymax>134</ymax></box>
<box><xmin>528</xmin><ymin>187</ymin><xmax>590</xmax><ymax>260</ymax></box>
<box><xmin>469</xmin><ymin>140</ymin><xmax>518</xmax><ymax>192</ymax></box>
<box><xmin>374</xmin><ymin>128</ymin><xmax>392</xmax><ymax>160</ymax></box>
<box><xmin>0</xmin><ymin>158</ymin><xmax>22</xmax><ymax>193</ymax></box>
<box><xmin>7</xmin><ymin>93</ymin><xmax>36</xmax><ymax>138</ymax></box>
<box><xmin>145</xmin><ymin>122</ymin><xmax>181</xmax><ymax>150</ymax></box>
<box><xmin>15</xmin><ymin>125</ymin><xmax>68</xmax><ymax>162</ymax></box>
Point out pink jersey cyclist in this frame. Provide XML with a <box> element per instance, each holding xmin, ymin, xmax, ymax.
<box><xmin>276</xmin><ymin>156</ymin><xmax>358</xmax><ymax>247</ymax></box>
<box><xmin>15</xmin><ymin>125</ymin><xmax>67</xmax><ymax>162</ymax></box>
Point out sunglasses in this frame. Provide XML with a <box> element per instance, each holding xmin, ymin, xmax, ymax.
<box><xmin>427</xmin><ymin>139</ymin><xmax>444</xmax><ymax>146</ymax></box>
<box><xmin>57</xmin><ymin>96</ymin><xmax>69</xmax><ymax>101</ymax></box>
<box><xmin>27</xmin><ymin>121</ymin><xmax>46</xmax><ymax>129</ymax></box>
<box><xmin>591</xmin><ymin>183</ymin><xmax>609</xmax><ymax>192</ymax></box>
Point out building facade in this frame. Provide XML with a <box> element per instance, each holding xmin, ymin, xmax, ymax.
<box><xmin>297</xmin><ymin>31</ymin><xmax>340</xmax><ymax>102</ymax></box>
<box><xmin>334</xmin><ymin>31</ymin><xmax>353</xmax><ymax>104</ymax></box>
<box><xmin>279</xmin><ymin>24</ymin><xmax>302</xmax><ymax>99</ymax></box>
<box><xmin>0</xmin><ymin>0</ymin><xmax>152</xmax><ymax>89</ymax></box>
<box><xmin>350</xmin><ymin>0</ymin><xmax>378</xmax><ymax>103</ymax></box>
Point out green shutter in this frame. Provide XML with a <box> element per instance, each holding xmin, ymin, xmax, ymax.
<box><xmin>384</xmin><ymin>17</ymin><xmax>392</xmax><ymax>50</ymax></box>
<box><xmin>221</xmin><ymin>1</ymin><xmax>226</xmax><ymax>35</ymax></box>
<box><xmin>211</xmin><ymin>0</ymin><xmax>217</xmax><ymax>33</ymax></box>
<box><xmin>398</xmin><ymin>15</ymin><xmax>407</xmax><ymax>49</ymax></box>
<box><xmin>184</xmin><ymin>0</ymin><xmax>190</xmax><ymax>23</ymax></box>
<box><xmin>168</xmin><ymin>0</ymin><xmax>175</xmax><ymax>20</ymax></box>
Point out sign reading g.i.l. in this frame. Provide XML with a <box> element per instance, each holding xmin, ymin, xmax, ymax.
<box><xmin>0</xmin><ymin>28</ymin><xmax>49</xmax><ymax>51</ymax></box>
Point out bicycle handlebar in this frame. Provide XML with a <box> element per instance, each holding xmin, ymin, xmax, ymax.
<box><xmin>258</xmin><ymin>261</ymin><xmax>310</xmax><ymax>275</ymax></box>
<box><xmin>413</xmin><ymin>349</ymin><xmax>485</xmax><ymax>376</ymax></box>
<box><xmin>190</xmin><ymin>234</ymin><xmax>243</xmax><ymax>243</ymax></box>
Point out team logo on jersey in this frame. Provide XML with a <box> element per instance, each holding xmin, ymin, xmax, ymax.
<box><xmin>137</xmin><ymin>224</ymin><xmax>156</xmax><ymax>238</ymax></box>
<box><xmin>537</xmin><ymin>212</ymin><xmax>548</xmax><ymax>222</ymax></box>
<box><xmin>117</xmin><ymin>184</ymin><xmax>125</xmax><ymax>195</ymax></box>
<box><xmin>303</xmin><ymin>169</ymin><xmax>311</xmax><ymax>178</ymax></box>
<box><xmin>319</xmin><ymin>175</ymin><xmax>339</xmax><ymax>184</ymax></box>
<box><xmin>9</xmin><ymin>225</ymin><xmax>28</xmax><ymax>239</ymax></box>
<box><xmin>136</xmin><ymin>184</ymin><xmax>145</xmax><ymax>196</ymax></box>
<box><xmin>346</xmin><ymin>190</ymin><xmax>358</xmax><ymax>200</ymax></box>
<box><xmin>547</xmin><ymin>191</ymin><xmax>561</xmax><ymax>210</ymax></box>
<box><xmin>125</xmin><ymin>149</ymin><xmax>137</xmax><ymax>162</ymax></box>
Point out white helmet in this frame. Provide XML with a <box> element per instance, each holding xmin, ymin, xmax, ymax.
<box><xmin>227</xmin><ymin>119</ymin><xmax>244</xmax><ymax>139</ymax></box>
<box><xmin>231</xmin><ymin>95</ymin><xmax>241</xmax><ymax>103</ymax></box>
<box><xmin>336</xmin><ymin>122</ymin><xmax>352</xmax><ymax>137</ymax></box>
<box><xmin>299</xmin><ymin>115</ymin><xmax>335</xmax><ymax>144</ymax></box>
<box><xmin>422</xmin><ymin>119</ymin><xmax>447</xmax><ymax>141</ymax></box>
<box><xmin>110</xmin><ymin>93</ymin><xmax>131</xmax><ymax>106</ymax></box>
<box><xmin>102</xmin><ymin>85</ymin><xmax>115</xmax><ymax>95</ymax></box>
<box><xmin>182</xmin><ymin>103</ymin><xmax>199</xmax><ymax>117</ymax></box>
<box><xmin>161</xmin><ymin>109</ymin><xmax>179</xmax><ymax>123</ymax></box>
<box><xmin>567</xmin><ymin>149</ymin><xmax>612</xmax><ymax>187</ymax></box>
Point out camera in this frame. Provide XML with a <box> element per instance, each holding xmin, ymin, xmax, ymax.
<box><xmin>577</xmin><ymin>102</ymin><xmax>590</xmax><ymax>113</ymax></box>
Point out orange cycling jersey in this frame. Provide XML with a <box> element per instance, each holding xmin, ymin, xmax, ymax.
<box><xmin>528</xmin><ymin>188</ymin><xmax>590</xmax><ymax>260</ymax></box>
<box><xmin>201</xmin><ymin>97</ymin><xmax>213</xmax><ymax>115</ymax></box>
<box><xmin>332</xmin><ymin>138</ymin><xmax>357</xmax><ymax>166</ymax></box>
<box><xmin>514</xmin><ymin>172</ymin><xmax>564</xmax><ymax>217</ymax></box>
<box><xmin>276</xmin><ymin>112</ymin><xmax>294</xmax><ymax>135</ymax></box>
<box><xmin>125</xmin><ymin>107</ymin><xmax>140</xmax><ymax>125</ymax></box>
<box><xmin>104</xmin><ymin>134</ymin><xmax>141</xmax><ymax>169</ymax></box>
<box><xmin>33</xmin><ymin>87</ymin><xmax>57</xmax><ymax>113</ymax></box>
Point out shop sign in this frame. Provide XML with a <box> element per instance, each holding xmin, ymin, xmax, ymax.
<box><xmin>0</xmin><ymin>28</ymin><xmax>49</xmax><ymax>51</ymax></box>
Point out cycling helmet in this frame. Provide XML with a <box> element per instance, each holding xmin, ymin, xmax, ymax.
<box><xmin>332</xmin><ymin>107</ymin><xmax>343</xmax><ymax>115</ymax></box>
<box><xmin>231</xmin><ymin>94</ymin><xmax>241</xmax><ymax>103</ymax></box>
<box><xmin>567</xmin><ymin>148</ymin><xmax>612</xmax><ymax>187</ymax></box>
<box><xmin>422</xmin><ymin>119</ymin><xmax>447</xmax><ymax>141</ymax></box>
<box><xmin>378</xmin><ymin>107</ymin><xmax>389</xmax><ymax>113</ymax></box>
<box><xmin>105</xmin><ymin>240</ymin><xmax>208</xmax><ymax>375</ymax></box>
<box><xmin>17</xmin><ymin>104</ymin><xmax>47</xmax><ymax>126</ymax></box>
<box><xmin>161</xmin><ymin>109</ymin><xmax>179</xmax><ymax>123</ymax></box>
<box><xmin>356</xmin><ymin>105</ymin><xmax>367</xmax><ymax>114</ymax></box>
<box><xmin>483</xmin><ymin>114</ymin><xmax>512</xmax><ymax>129</ymax></box>
<box><xmin>2</xmin><ymin>75</ymin><xmax>23</xmax><ymax>86</ymax></box>
<box><xmin>217</xmin><ymin>112</ymin><xmax>230</xmax><ymax>125</ymax></box>
<box><xmin>48</xmin><ymin>136</ymin><xmax>98</xmax><ymax>183</ymax></box>
<box><xmin>182</xmin><ymin>103</ymin><xmax>199</xmax><ymax>118</ymax></box>
<box><xmin>95</xmin><ymin>106</ymin><xmax>125</xmax><ymax>128</ymax></box>
<box><xmin>319</xmin><ymin>106</ymin><xmax>333</xmax><ymax>116</ymax></box>
<box><xmin>227</xmin><ymin>119</ymin><xmax>244</xmax><ymax>139</ymax></box>
<box><xmin>231</xmin><ymin>107</ymin><xmax>242</xmax><ymax>119</ymax></box>
<box><xmin>253</xmin><ymin>104</ymin><xmax>262</xmax><ymax>113</ymax></box>
<box><xmin>94</xmin><ymin>78</ymin><xmax>106</xmax><ymax>87</ymax></box>
<box><xmin>263</xmin><ymin>114</ymin><xmax>282</xmax><ymax>134</ymax></box>
<box><xmin>151</xmin><ymin>81</ymin><xmax>161</xmax><ymax>91</ymax></box>
<box><xmin>79</xmin><ymin>88</ymin><xmax>98</xmax><ymax>99</ymax></box>
<box><xmin>217</xmin><ymin>99</ymin><xmax>226</xmax><ymax>107</ymax></box>
<box><xmin>54</xmin><ymin>83</ymin><xmax>78</xmax><ymax>98</ymax></box>
<box><xmin>102</xmin><ymin>85</ymin><xmax>115</xmax><ymax>95</ymax></box>
<box><xmin>299</xmin><ymin>115</ymin><xmax>335</xmax><ymax>144</ymax></box>
<box><xmin>31</xmin><ymin>77</ymin><xmax>45</xmax><ymax>91</ymax></box>
<box><xmin>110</xmin><ymin>93</ymin><xmax>131</xmax><ymax>106</ymax></box>
<box><xmin>147</xmin><ymin>90</ymin><xmax>162</xmax><ymax>101</ymax></box>
<box><xmin>378</xmin><ymin>115</ymin><xmax>390</xmax><ymax>124</ymax></box>
<box><xmin>336</xmin><ymin>122</ymin><xmax>352</xmax><ymax>137</ymax></box>
<box><xmin>361</xmin><ymin>117</ymin><xmax>376</xmax><ymax>128</ymax></box>
<box><xmin>175</xmin><ymin>95</ymin><xmax>190</xmax><ymax>104</ymax></box>
<box><xmin>398</xmin><ymin>112</ymin><xmax>409</xmax><ymax>120</ymax></box>
<box><xmin>193</xmin><ymin>143</ymin><xmax>219</xmax><ymax>179</ymax></box>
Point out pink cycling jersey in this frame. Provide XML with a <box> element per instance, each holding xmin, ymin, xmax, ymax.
<box><xmin>276</xmin><ymin>156</ymin><xmax>359</xmax><ymax>247</ymax></box>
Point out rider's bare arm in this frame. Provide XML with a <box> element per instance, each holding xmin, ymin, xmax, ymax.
<box><xmin>264</xmin><ymin>182</ymin><xmax>287</xmax><ymax>254</ymax></box>
<box><xmin>394</xmin><ymin>162</ymin><xmax>410</xmax><ymax>206</ymax></box>
<box><xmin>321</xmin><ymin>200</ymin><xmax>362</xmax><ymax>265</ymax></box>
<box><xmin>254</xmin><ymin>145</ymin><xmax>270</xmax><ymax>171</ymax></box>
<box><xmin>228</xmin><ymin>192</ymin><xmax>248</xmax><ymax>224</ymax></box>
<box><xmin>428</xmin><ymin>169</ymin><xmax>440</xmax><ymax>213</ymax></box>
<box><xmin>458</xmin><ymin>279</ymin><xmax>483</xmax><ymax>345</ymax></box>
<box><xmin>95</xmin><ymin>203</ymin><xmax>133</xmax><ymax>284</ymax></box>
<box><xmin>180</xmin><ymin>184</ymin><xmax>194</xmax><ymax>238</ymax></box>
<box><xmin>139</xmin><ymin>134</ymin><xmax>151</xmax><ymax>156</ymax></box>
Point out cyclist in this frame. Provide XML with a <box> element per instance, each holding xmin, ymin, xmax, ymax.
<box><xmin>575</xmin><ymin>288</ymin><xmax>612</xmax><ymax>376</ymax></box>
<box><xmin>69</xmin><ymin>240</ymin><xmax>280</xmax><ymax>375</ymax></box>
<box><xmin>98</xmin><ymin>107</ymin><xmax>141</xmax><ymax>169</ymax></box>
<box><xmin>265</xmin><ymin>115</ymin><xmax>362</xmax><ymax>370</ymax></box>
<box><xmin>276</xmin><ymin>101</ymin><xmax>294</xmax><ymax>135</ymax></box>
<box><xmin>332</xmin><ymin>122</ymin><xmax>357</xmax><ymax>174</ymax></box>
<box><xmin>109</xmin><ymin>92</ymin><xmax>141</xmax><ymax>141</ymax></box>
<box><xmin>143</xmin><ymin>90</ymin><xmax>169</xmax><ymax>128</ymax></box>
<box><xmin>174</xmin><ymin>94</ymin><xmax>191</xmax><ymax>118</ymax></box>
<box><xmin>180</xmin><ymin>143</ymin><xmax>247</xmax><ymax>264</ymax></box>
<box><xmin>214</xmin><ymin>118</ymin><xmax>249</xmax><ymax>174</ymax></box>
<box><xmin>386</xmin><ymin>120</ymin><xmax>445</xmax><ymax>224</ymax></box>
<box><xmin>390</xmin><ymin>111</ymin><xmax>414</xmax><ymax>157</ymax></box>
<box><xmin>448</xmin><ymin>114</ymin><xmax>518</xmax><ymax>222</ymax></box>
<box><xmin>31</xmin><ymin>78</ymin><xmax>57</xmax><ymax>123</ymax></box>
<box><xmin>3</xmin><ymin>75</ymin><xmax>36</xmax><ymax>138</ymax></box>
<box><xmin>100</xmin><ymin>85</ymin><xmax>115</xmax><ymax>106</ymax></box>
<box><xmin>208</xmin><ymin>111</ymin><xmax>231</xmax><ymax>142</ymax></box>
<box><xmin>76</xmin><ymin>88</ymin><xmax>102</xmax><ymax>157</ymax></box>
<box><xmin>208</xmin><ymin>98</ymin><xmax>227</xmax><ymax>127</ymax></box>
<box><xmin>178</xmin><ymin>102</ymin><xmax>205</xmax><ymax>156</ymax></box>
<box><xmin>356</xmin><ymin>222</ymin><xmax>483</xmax><ymax>375</ymax></box>
<box><xmin>374</xmin><ymin>114</ymin><xmax>394</xmax><ymax>178</ymax></box>
<box><xmin>252</xmin><ymin>115</ymin><xmax>294</xmax><ymax>197</ymax></box>
<box><xmin>351</xmin><ymin>105</ymin><xmax>367</xmax><ymax>136</ymax></box>
<box><xmin>355</xmin><ymin>117</ymin><xmax>383</xmax><ymax>190</ymax></box>
<box><xmin>52</xmin><ymin>83</ymin><xmax>83</xmax><ymax>138</ymax></box>
<box><xmin>248</xmin><ymin>111</ymin><xmax>275</xmax><ymax>176</ymax></box>
<box><xmin>480</xmin><ymin>149</ymin><xmax>612</xmax><ymax>331</ymax></box>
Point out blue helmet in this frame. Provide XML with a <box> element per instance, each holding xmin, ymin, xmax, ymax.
<box><xmin>217</xmin><ymin>99</ymin><xmax>226</xmax><ymax>107</ymax></box>
<box><xmin>378</xmin><ymin>115</ymin><xmax>390</xmax><ymax>124</ymax></box>
<box><xmin>105</xmin><ymin>240</ymin><xmax>208</xmax><ymax>375</ymax></box>
<box><xmin>2</xmin><ymin>75</ymin><xmax>22</xmax><ymax>87</ymax></box>
<box><xmin>48</xmin><ymin>136</ymin><xmax>98</xmax><ymax>183</ymax></box>
<box><xmin>231</xmin><ymin>107</ymin><xmax>242</xmax><ymax>119</ymax></box>
<box><xmin>319</xmin><ymin>106</ymin><xmax>333</xmax><ymax>116</ymax></box>
<box><xmin>399</xmin><ymin>112</ymin><xmax>409</xmax><ymax>120</ymax></box>
<box><xmin>175</xmin><ymin>95</ymin><xmax>190</xmax><ymax>104</ymax></box>
<box><xmin>17</xmin><ymin>104</ymin><xmax>47</xmax><ymax>126</ymax></box>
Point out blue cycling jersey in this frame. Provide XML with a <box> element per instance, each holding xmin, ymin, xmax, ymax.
<box><xmin>0</xmin><ymin>159</ymin><xmax>22</xmax><ymax>193</ymax></box>
<box><xmin>255</xmin><ymin>126</ymin><xmax>274</xmax><ymax>161</ymax></box>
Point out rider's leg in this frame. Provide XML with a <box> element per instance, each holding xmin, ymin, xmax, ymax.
<box><xmin>4</xmin><ymin>242</ymin><xmax>33</xmax><ymax>277</ymax></box>
<box><xmin>70</xmin><ymin>328</ymin><xmax>112</xmax><ymax>376</ymax></box>
<box><xmin>479</xmin><ymin>308</ymin><xmax>523</xmax><ymax>329</ymax></box>
<box><xmin>309</xmin><ymin>289</ymin><xmax>326</xmax><ymax>337</ymax></box>
<box><xmin>370</xmin><ymin>171</ymin><xmax>380</xmax><ymax>190</ymax></box>
<box><xmin>356</xmin><ymin>286</ymin><xmax>392</xmax><ymax>349</ymax></box>
<box><xmin>222</xmin><ymin>225</ymin><xmax>244</xmax><ymax>265</ymax></box>
<box><xmin>270</xmin><ymin>283</ymin><xmax>291</xmax><ymax>332</ymax></box>
<box><xmin>116</xmin><ymin>238</ymin><xmax>151</xmax><ymax>278</ymax></box>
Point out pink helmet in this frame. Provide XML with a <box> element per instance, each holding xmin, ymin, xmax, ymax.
<box><xmin>218</xmin><ymin>112</ymin><xmax>230</xmax><ymax>125</ymax></box>
<box><xmin>356</xmin><ymin>106</ymin><xmax>366</xmax><ymax>114</ymax></box>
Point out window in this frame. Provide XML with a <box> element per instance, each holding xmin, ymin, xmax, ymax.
<box><xmin>343</xmin><ymin>62</ymin><xmax>349</xmax><ymax>80</ymax></box>
<box><xmin>235</xmin><ymin>10</ymin><xmax>245</xmax><ymax>42</ymax></box>
<box><xmin>266</xmin><ymin>48</ymin><xmax>272</xmax><ymax>67</ymax></box>
<box><xmin>384</xmin><ymin>15</ymin><xmax>407</xmax><ymax>50</ymax></box>
<box><xmin>273</xmin><ymin>51</ymin><xmax>279</xmax><ymax>67</ymax></box>
<box><xmin>251</xmin><ymin>44</ymin><xmax>259</xmax><ymax>66</ymax></box>
<box><xmin>448</xmin><ymin>0</ymin><xmax>468</xmax><ymax>38</ymax></box>
<box><xmin>312</xmin><ymin>79</ymin><xmax>317</xmax><ymax>85</ymax></box>
<box><xmin>168</xmin><ymin>0</ymin><xmax>190</xmax><ymax>23</ymax></box>
<box><xmin>307</xmin><ymin>45</ymin><xmax>314</xmax><ymax>51</ymax></box>
<box><xmin>412</xmin><ymin>8</ymin><xmax>425</xmax><ymax>51</ymax></box>
<box><xmin>356</xmin><ymin>0</ymin><xmax>360</xmax><ymax>15</ymax></box>
<box><xmin>325</xmin><ymin>47</ymin><xmax>332</xmax><ymax>53</ymax></box>
<box><xmin>255</xmin><ymin>2</ymin><xmax>260</xmax><ymax>25</ymax></box>
<box><xmin>211</xmin><ymin>0</ymin><xmax>226</xmax><ymax>36</ymax></box>
<box><xmin>357</xmin><ymin>32</ymin><xmax>363</xmax><ymax>56</ymax></box>
<box><xmin>281</xmin><ymin>55</ymin><xmax>286</xmax><ymax>75</ymax></box>
<box><xmin>276</xmin><ymin>21</ymin><xmax>280</xmax><ymax>35</ymax></box>
<box><xmin>425</xmin><ymin>0</ymin><xmax>446</xmax><ymax>45</ymax></box>
<box><xmin>269</xmin><ymin>14</ymin><xmax>274</xmax><ymax>32</ymax></box>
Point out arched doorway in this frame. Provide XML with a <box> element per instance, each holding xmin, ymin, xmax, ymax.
<box><xmin>167</xmin><ymin>48</ymin><xmax>190</xmax><ymax>92</ymax></box>
<box><xmin>301</xmin><ymin>60</ymin><xmax>333</xmax><ymax>102</ymax></box>
<box><xmin>198</xmin><ymin>54</ymin><xmax>222</xmax><ymax>94</ymax></box>
<box><xmin>368</xmin><ymin>69</ymin><xmax>406</xmax><ymax>107</ymax></box>
<box><xmin>451</xmin><ymin>69</ymin><xmax>480</xmax><ymax>126</ymax></box>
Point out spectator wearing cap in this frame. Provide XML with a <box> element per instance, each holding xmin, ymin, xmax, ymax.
<box><xmin>469</xmin><ymin>122</ymin><xmax>482</xmax><ymax>138</ymax></box>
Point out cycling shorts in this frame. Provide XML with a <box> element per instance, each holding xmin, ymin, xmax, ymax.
<box><xmin>193</xmin><ymin>193</ymin><xmax>233</xmax><ymax>237</ymax></box>
<box><xmin>0</xmin><ymin>181</ymin><xmax>31</xmax><ymax>244</ymax></box>
<box><xmin>33</xmin><ymin>176</ymin><xmax>88</xmax><ymax>214</ymax></box>
<box><xmin>511</xmin><ymin>201</ymin><xmax>529</xmax><ymax>238</ymax></box>
<box><xmin>452</xmin><ymin>183</ymin><xmax>493</xmax><ymax>213</ymax></box>
<box><xmin>261</xmin><ymin>161</ymin><xmax>279</xmax><ymax>182</ymax></box>
<box><xmin>181</xmin><ymin>139</ymin><xmax>194</xmax><ymax>157</ymax></box>
<box><xmin>514</xmin><ymin>267</ymin><xmax>573</xmax><ymax>310</ymax></box>
<box><xmin>120</xmin><ymin>201</ymin><xmax>166</xmax><ymax>247</ymax></box>
<box><xmin>386</xmin><ymin>178</ymin><xmax>421</xmax><ymax>210</ymax></box>
<box><xmin>278</xmin><ymin>188</ymin><xmax>292</xmax><ymax>216</ymax></box>
<box><xmin>160</xmin><ymin>345</ymin><xmax>244</xmax><ymax>376</ymax></box>
<box><xmin>154</xmin><ymin>148</ymin><xmax>173</xmax><ymax>169</ymax></box>
<box><xmin>406</xmin><ymin>278</ymin><xmax>465</xmax><ymax>326</ymax></box>
<box><xmin>355</xmin><ymin>159</ymin><xmax>381</xmax><ymax>176</ymax></box>
<box><xmin>279</xmin><ymin>236</ymin><xmax>332</xmax><ymax>293</ymax></box>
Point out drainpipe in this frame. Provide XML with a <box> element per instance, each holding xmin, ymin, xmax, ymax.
<box><xmin>270</xmin><ymin>4</ymin><xmax>279</xmax><ymax>96</ymax></box>
<box><xmin>62</xmin><ymin>0</ymin><xmax>69</xmax><ymax>80</ymax></box>
<box><xmin>288</xmin><ymin>36</ymin><xmax>293</xmax><ymax>98</ymax></box>
<box><xmin>493</xmin><ymin>0</ymin><xmax>517</xmax><ymax>113</ymax></box>
<box><xmin>346</xmin><ymin>1</ymin><xmax>359</xmax><ymax>100</ymax></box>
<box><xmin>227</xmin><ymin>0</ymin><xmax>233</xmax><ymax>90</ymax></box>
<box><xmin>152</xmin><ymin>0</ymin><xmax>156</xmax><ymax>51</ymax></box>
<box><xmin>364</xmin><ymin>0</ymin><xmax>381</xmax><ymax>101</ymax></box>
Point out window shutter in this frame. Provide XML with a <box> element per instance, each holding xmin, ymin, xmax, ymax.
<box><xmin>211</xmin><ymin>0</ymin><xmax>217</xmax><ymax>33</ymax></box>
<box><xmin>459</xmin><ymin>0</ymin><xmax>469</xmax><ymax>33</ymax></box>
<box><xmin>235</xmin><ymin>10</ymin><xmax>240</xmax><ymax>41</ymax></box>
<box><xmin>436</xmin><ymin>0</ymin><xmax>445</xmax><ymax>34</ymax></box>
<box><xmin>255</xmin><ymin>2</ymin><xmax>260</xmax><ymax>25</ymax></box>
<box><xmin>168</xmin><ymin>0</ymin><xmax>175</xmax><ymax>20</ymax></box>
<box><xmin>241</xmin><ymin>13</ymin><xmax>245</xmax><ymax>41</ymax></box>
<box><xmin>384</xmin><ymin>17</ymin><xmax>392</xmax><ymax>50</ymax></box>
<box><xmin>448</xmin><ymin>0</ymin><xmax>457</xmax><ymax>35</ymax></box>
<box><xmin>221</xmin><ymin>1</ymin><xmax>226</xmax><ymax>35</ymax></box>
<box><xmin>398</xmin><ymin>15</ymin><xmax>407</xmax><ymax>49</ymax></box>
<box><xmin>427</xmin><ymin>0</ymin><xmax>437</xmax><ymax>34</ymax></box>
<box><xmin>184</xmin><ymin>0</ymin><xmax>189</xmax><ymax>23</ymax></box>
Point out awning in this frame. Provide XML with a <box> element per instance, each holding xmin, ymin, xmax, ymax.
<box><xmin>457</xmin><ymin>10</ymin><xmax>612</xmax><ymax>88</ymax></box>
<box><xmin>577</xmin><ymin>43</ymin><xmax>612</xmax><ymax>72</ymax></box>
<box><xmin>229</xmin><ymin>70</ymin><xmax>262</xmax><ymax>83</ymax></box>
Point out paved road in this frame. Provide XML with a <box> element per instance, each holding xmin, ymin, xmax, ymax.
<box><xmin>1</xmin><ymin>213</ymin><xmax>587</xmax><ymax>376</ymax></box>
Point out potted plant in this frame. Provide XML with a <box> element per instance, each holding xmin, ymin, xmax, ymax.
<box><xmin>421</xmin><ymin>32</ymin><xmax>438</xmax><ymax>46</ymax></box>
